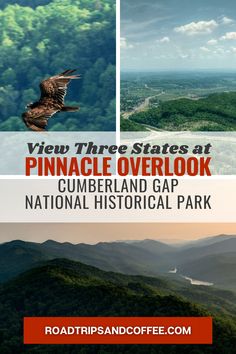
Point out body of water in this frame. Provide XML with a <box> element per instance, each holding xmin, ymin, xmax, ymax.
<box><xmin>168</xmin><ymin>268</ymin><xmax>214</xmax><ymax>286</ymax></box>
<box><xmin>182</xmin><ymin>275</ymin><xmax>214</xmax><ymax>286</ymax></box>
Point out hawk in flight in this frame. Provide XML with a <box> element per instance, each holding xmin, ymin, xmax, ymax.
<box><xmin>22</xmin><ymin>69</ymin><xmax>80</xmax><ymax>131</ymax></box>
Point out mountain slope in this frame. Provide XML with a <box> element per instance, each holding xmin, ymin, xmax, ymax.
<box><xmin>130</xmin><ymin>92</ymin><xmax>236</xmax><ymax>131</ymax></box>
<box><xmin>180</xmin><ymin>235</ymin><xmax>236</xmax><ymax>249</ymax></box>
<box><xmin>0</xmin><ymin>239</ymin><xmax>176</xmax><ymax>282</ymax></box>
<box><xmin>179</xmin><ymin>252</ymin><xmax>236</xmax><ymax>290</ymax></box>
<box><xmin>176</xmin><ymin>238</ymin><xmax>236</xmax><ymax>262</ymax></box>
<box><xmin>0</xmin><ymin>240</ymin><xmax>51</xmax><ymax>282</ymax></box>
<box><xmin>2</xmin><ymin>240</ymin><xmax>236</xmax><ymax>320</ymax></box>
<box><xmin>0</xmin><ymin>237</ymin><xmax>236</xmax><ymax>291</ymax></box>
<box><xmin>131</xmin><ymin>239</ymin><xmax>175</xmax><ymax>254</ymax></box>
<box><xmin>0</xmin><ymin>259</ymin><xmax>235</xmax><ymax>353</ymax></box>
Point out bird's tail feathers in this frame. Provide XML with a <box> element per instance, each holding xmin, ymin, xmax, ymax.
<box><xmin>61</xmin><ymin>106</ymin><xmax>80</xmax><ymax>112</ymax></box>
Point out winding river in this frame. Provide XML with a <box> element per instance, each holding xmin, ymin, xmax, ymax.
<box><xmin>168</xmin><ymin>268</ymin><xmax>214</xmax><ymax>286</ymax></box>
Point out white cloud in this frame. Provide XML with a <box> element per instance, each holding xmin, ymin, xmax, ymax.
<box><xmin>157</xmin><ymin>36</ymin><xmax>170</xmax><ymax>43</ymax></box>
<box><xmin>215</xmin><ymin>47</ymin><xmax>225</xmax><ymax>54</ymax></box>
<box><xmin>231</xmin><ymin>47</ymin><xmax>236</xmax><ymax>53</ymax></box>
<box><xmin>174</xmin><ymin>17</ymin><xmax>234</xmax><ymax>37</ymax></box>
<box><xmin>207</xmin><ymin>39</ymin><xmax>218</xmax><ymax>45</ymax></box>
<box><xmin>210</xmin><ymin>46</ymin><xmax>230</xmax><ymax>54</ymax></box>
<box><xmin>220</xmin><ymin>32</ymin><xmax>236</xmax><ymax>40</ymax></box>
<box><xmin>221</xmin><ymin>16</ymin><xmax>234</xmax><ymax>25</ymax></box>
<box><xmin>120</xmin><ymin>37</ymin><xmax>134</xmax><ymax>49</ymax></box>
<box><xmin>179</xmin><ymin>54</ymin><xmax>189</xmax><ymax>59</ymax></box>
<box><xmin>200</xmin><ymin>46</ymin><xmax>211</xmax><ymax>52</ymax></box>
<box><xmin>177</xmin><ymin>50</ymin><xmax>189</xmax><ymax>59</ymax></box>
<box><xmin>174</xmin><ymin>20</ymin><xmax>218</xmax><ymax>36</ymax></box>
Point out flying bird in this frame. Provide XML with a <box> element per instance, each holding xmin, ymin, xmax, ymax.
<box><xmin>22</xmin><ymin>69</ymin><xmax>80</xmax><ymax>131</ymax></box>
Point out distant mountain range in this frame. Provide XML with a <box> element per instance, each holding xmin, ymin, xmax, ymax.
<box><xmin>0</xmin><ymin>235</ymin><xmax>235</xmax><ymax>290</ymax></box>
<box><xmin>0</xmin><ymin>258</ymin><xmax>236</xmax><ymax>353</ymax></box>
<box><xmin>0</xmin><ymin>238</ymin><xmax>174</xmax><ymax>281</ymax></box>
<box><xmin>178</xmin><ymin>234</ymin><xmax>236</xmax><ymax>248</ymax></box>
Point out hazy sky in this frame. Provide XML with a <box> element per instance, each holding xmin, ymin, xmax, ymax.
<box><xmin>0</xmin><ymin>223</ymin><xmax>235</xmax><ymax>244</ymax></box>
<box><xmin>121</xmin><ymin>0</ymin><xmax>236</xmax><ymax>71</ymax></box>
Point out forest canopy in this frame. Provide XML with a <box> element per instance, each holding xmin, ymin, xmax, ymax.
<box><xmin>129</xmin><ymin>92</ymin><xmax>236</xmax><ymax>131</ymax></box>
<box><xmin>0</xmin><ymin>0</ymin><xmax>116</xmax><ymax>131</ymax></box>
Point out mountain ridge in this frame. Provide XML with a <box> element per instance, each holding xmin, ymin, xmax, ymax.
<box><xmin>0</xmin><ymin>258</ymin><xmax>236</xmax><ymax>353</ymax></box>
<box><xmin>0</xmin><ymin>235</ymin><xmax>236</xmax><ymax>290</ymax></box>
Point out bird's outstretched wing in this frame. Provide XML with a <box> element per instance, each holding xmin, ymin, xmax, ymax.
<box><xmin>22</xmin><ymin>69</ymin><xmax>80</xmax><ymax>131</ymax></box>
<box><xmin>22</xmin><ymin>107</ymin><xmax>59</xmax><ymax>132</ymax></box>
<box><xmin>39</xmin><ymin>69</ymin><xmax>80</xmax><ymax>104</ymax></box>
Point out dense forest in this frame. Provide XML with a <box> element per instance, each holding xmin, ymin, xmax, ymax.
<box><xmin>0</xmin><ymin>0</ymin><xmax>116</xmax><ymax>131</ymax></box>
<box><xmin>0</xmin><ymin>258</ymin><xmax>236</xmax><ymax>353</ymax></box>
<box><xmin>128</xmin><ymin>92</ymin><xmax>236</xmax><ymax>131</ymax></box>
<box><xmin>0</xmin><ymin>0</ymin><xmax>52</xmax><ymax>8</ymax></box>
<box><xmin>120</xmin><ymin>117</ymin><xmax>146</xmax><ymax>131</ymax></box>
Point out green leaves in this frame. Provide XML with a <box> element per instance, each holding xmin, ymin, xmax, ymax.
<box><xmin>130</xmin><ymin>92</ymin><xmax>236</xmax><ymax>131</ymax></box>
<box><xmin>0</xmin><ymin>0</ymin><xmax>115</xmax><ymax>131</ymax></box>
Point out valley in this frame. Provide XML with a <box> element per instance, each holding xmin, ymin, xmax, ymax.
<box><xmin>0</xmin><ymin>235</ymin><xmax>235</xmax><ymax>290</ymax></box>
<box><xmin>0</xmin><ymin>258</ymin><xmax>236</xmax><ymax>353</ymax></box>
<box><xmin>0</xmin><ymin>234</ymin><xmax>236</xmax><ymax>352</ymax></box>
<box><xmin>121</xmin><ymin>72</ymin><xmax>236</xmax><ymax>131</ymax></box>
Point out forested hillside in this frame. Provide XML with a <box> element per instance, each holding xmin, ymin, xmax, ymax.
<box><xmin>0</xmin><ymin>0</ymin><xmax>116</xmax><ymax>131</ymax></box>
<box><xmin>1</xmin><ymin>237</ymin><xmax>236</xmax><ymax>291</ymax></box>
<box><xmin>0</xmin><ymin>0</ymin><xmax>51</xmax><ymax>8</ymax></box>
<box><xmin>129</xmin><ymin>92</ymin><xmax>236</xmax><ymax>131</ymax></box>
<box><xmin>0</xmin><ymin>259</ymin><xmax>235</xmax><ymax>353</ymax></box>
<box><xmin>120</xmin><ymin>117</ymin><xmax>147</xmax><ymax>131</ymax></box>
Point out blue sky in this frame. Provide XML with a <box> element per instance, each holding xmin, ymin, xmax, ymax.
<box><xmin>121</xmin><ymin>0</ymin><xmax>236</xmax><ymax>71</ymax></box>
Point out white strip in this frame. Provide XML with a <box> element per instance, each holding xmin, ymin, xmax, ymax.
<box><xmin>0</xmin><ymin>177</ymin><xmax>235</xmax><ymax>222</ymax></box>
<box><xmin>0</xmin><ymin>175</ymin><xmax>236</xmax><ymax>180</ymax></box>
